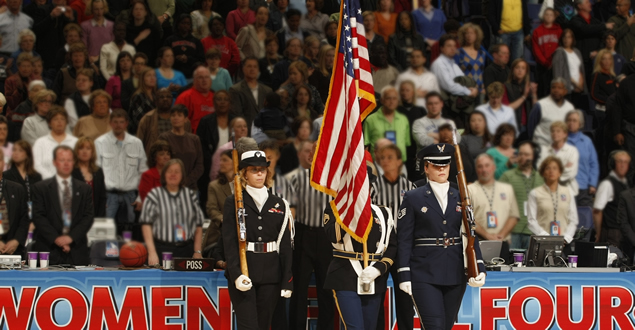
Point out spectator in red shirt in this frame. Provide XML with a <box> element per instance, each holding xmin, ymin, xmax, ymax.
<box><xmin>138</xmin><ymin>140</ymin><xmax>172</xmax><ymax>202</ymax></box>
<box><xmin>226</xmin><ymin>0</ymin><xmax>255</xmax><ymax>40</ymax></box>
<box><xmin>532</xmin><ymin>8</ymin><xmax>562</xmax><ymax>97</ymax></box>
<box><xmin>201</xmin><ymin>17</ymin><xmax>241</xmax><ymax>76</ymax></box>
<box><xmin>175</xmin><ymin>66</ymin><xmax>215</xmax><ymax>133</ymax></box>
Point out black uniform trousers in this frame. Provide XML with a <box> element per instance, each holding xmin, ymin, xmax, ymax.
<box><xmin>376</xmin><ymin>268</ymin><xmax>414</xmax><ymax>330</ymax></box>
<box><xmin>228</xmin><ymin>280</ymin><xmax>280</xmax><ymax>330</ymax></box>
<box><xmin>289</xmin><ymin>223</ymin><xmax>334</xmax><ymax>330</ymax></box>
<box><xmin>334</xmin><ymin>290</ymin><xmax>383</xmax><ymax>330</ymax></box>
<box><xmin>413</xmin><ymin>282</ymin><xmax>467</xmax><ymax>330</ymax></box>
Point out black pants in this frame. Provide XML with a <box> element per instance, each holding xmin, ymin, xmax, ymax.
<box><xmin>289</xmin><ymin>223</ymin><xmax>334</xmax><ymax>330</ymax></box>
<box><xmin>228</xmin><ymin>280</ymin><xmax>280</xmax><ymax>330</ymax></box>
<box><xmin>413</xmin><ymin>282</ymin><xmax>467</xmax><ymax>330</ymax></box>
<box><xmin>377</xmin><ymin>268</ymin><xmax>413</xmax><ymax>330</ymax></box>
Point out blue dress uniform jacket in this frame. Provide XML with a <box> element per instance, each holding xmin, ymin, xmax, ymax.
<box><xmin>222</xmin><ymin>192</ymin><xmax>293</xmax><ymax>290</ymax></box>
<box><xmin>397</xmin><ymin>183</ymin><xmax>486</xmax><ymax>286</ymax></box>
<box><xmin>323</xmin><ymin>205</ymin><xmax>397</xmax><ymax>292</ymax></box>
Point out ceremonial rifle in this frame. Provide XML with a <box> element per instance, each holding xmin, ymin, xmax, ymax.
<box><xmin>452</xmin><ymin>130</ymin><xmax>479</xmax><ymax>279</ymax></box>
<box><xmin>232</xmin><ymin>130</ymin><xmax>249</xmax><ymax>278</ymax></box>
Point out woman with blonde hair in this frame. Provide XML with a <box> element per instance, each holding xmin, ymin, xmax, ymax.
<box><xmin>308</xmin><ymin>44</ymin><xmax>334</xmax><ymax>103</ymax></box>
<box><xmin>281</xmin><ymin>60</ymin><xmax>324</xmax><ymax>114</ymax></box>
<box><xmin>72</xmin><ymin>136</ymin><xmax>107</xmax><ymax>217</ymax></box>
<box><xmin>129</xmin><ymin>67</ymin><xmax>157</xmax><ymax>133</ymax></box>
<box><xmin>222</xmin><ymin>150</ymin><xmax>293</xmax><ymax>329</ymax></box>
<box><xmin>455</xmin><ymin>23</ymin><xmax>486</xmax><ymax>94</ymax></box>
<box><xmin>236</xmin><ymin>6</ymin><xmax>274</xmax><ymax>60</ymax></box>
<box><xmin>302</xmin><ymin>35</ymin><xmax>321</xmax><ymax>65</ymax></box>
<box><xmin>590</xmin><ymin>48</ymin><xmax>615</xmax><ymax>123</ymax></box>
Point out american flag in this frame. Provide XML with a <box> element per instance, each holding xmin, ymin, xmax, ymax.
<box><xmin>310</xmin><ymin>0</ymin><xmax>375</xmax><ymax>242</ymax></box>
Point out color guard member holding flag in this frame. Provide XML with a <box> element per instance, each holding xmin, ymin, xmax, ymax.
<box><xmin>222</xmin><ymin>150</ymin><xmax>294</xmax><ymax>330</ymax></box>
<box><xmin>397</xmin><ymin>143</ymin><xmax>487</xmax><ymax>330</ymax></box>
<box><xmin>323</xmin><ymin>160</ymin><xmax>397</xmax><ymax>330</ymax></box>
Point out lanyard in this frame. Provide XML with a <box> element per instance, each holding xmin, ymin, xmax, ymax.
<box><xmin>24</xmin><ymin>175</ymin><xmax>30</xmax><ymax>201</ymax></box>
<box><xmin>547</xmin><ymin>185</ymin><xmax>559</xmax><ymax>221</ymax></box>
<box><xmin>0</xmin><ymin>177</ymin><xmax>3</xmax><ymax>202</ymax></box>
<box><xmin>480</xmin><ymin>183</ymin><xmax>495</xmax><ymax>211</ymax></box>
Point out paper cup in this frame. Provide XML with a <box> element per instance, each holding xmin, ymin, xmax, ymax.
<box><xmin>27</xmin><ymin>252</ymin><xmax>38</xmax><ymax>268</ymax></box>
<box><xmin>568</xmin><ymin>255</ymin><xmax>578</xmax><ymax>268</ymax></box>
<box><xmin>513</xmin><ymin>253</ymin><xmax>524</xmax><ymax>267</ymax></box>
<box><xmin>122</xmin><ymin>231</ymin><xmax>132</xmax><ymax>243</ymax></box>
<box><xmin>39</xmin><ymin>252</ymin><xmax>50</xmax><ymax>268</ymax></box>
<box><xmin>162</xmin><ymin>252</ymin><xmax>173</xmax><ymax>270</ymax></box>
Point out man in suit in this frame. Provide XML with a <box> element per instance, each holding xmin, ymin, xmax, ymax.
<box><xmin>229</xmin><ymin>57</ymin><xmax>273</xmax><ymax>132</ymax></box>
<box><xmin>0</xmin><ymin>149</ymin><xmax>30</xmax><ymax>256</ymax></box>
<box><xmin>32</xmin><ymin>145</ymin><xmax>94</xmax><ymax>266</ymax></box>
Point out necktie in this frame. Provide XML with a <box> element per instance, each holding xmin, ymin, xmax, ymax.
<box><xmin>62</xmin><ymin>180</ymin><xmax>71</xmax><ymax>234</ymax></box>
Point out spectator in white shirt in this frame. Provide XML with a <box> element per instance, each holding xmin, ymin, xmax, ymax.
<box><xmin>527</xmin><ymin>156</ymin><xmax>579</xmax><ymax>243</ymax></box>
<box><xmin>475</xmin><ymin>82</ymin><xmax>518</xmax><ymax>135</ymax></box>
<box><xmin>430</xmin><ymin>34</ymin><xmax>478</xmax><ymax>99</ymax></box>
<box><xmin>0</xmin><ymin>0</ymin><xmax>33</xmax><ymax>54</ymax></box>
<box><xmin>537</xmin><ymin>121</ymin><xmax>580</xmax><ymax>196</ymax></box>
<box><xmin>394</xmin><ymin>49</ymin><xmax>440</xmax><ymax>109</ymax></box>
<box><xmin>94</xmin><ymin>109</ymin><xmax>148</xmax><ymax>234</ymax></box>
<box><xmin>32</xmin><ymin>107</ymin><xmax>78</xmax><ymax>179</ymax></box>
<box><xmin>593</xmin><ymin>151</ymin><xmax>631</xmax><ymax>245</ymax></box>
<box><xmin>412</xmin><ymin>92</ymin><xmax>460</xmax><ymax>150</ymax></box>
<box><xmin>469</xmin><ymin>153</ymin><xmax>519</xmax><ymax>243</ymax></box>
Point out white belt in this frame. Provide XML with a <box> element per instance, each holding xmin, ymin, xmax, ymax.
<box><xmin>247</xmin><ymin>241</ymin><xmax>278</xmax><ymax>253</ymax></box>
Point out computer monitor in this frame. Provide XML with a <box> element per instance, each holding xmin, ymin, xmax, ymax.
<box><xmin>526</xmin><ymin>235</ymin><xmax>565</xmax><ymax>267</ymax></box>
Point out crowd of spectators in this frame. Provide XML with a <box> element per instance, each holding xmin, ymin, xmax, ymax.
<box><xmin>0</xmin><ymin>0</ymin><xmax>635</xmax><ymax>326</ymax></box>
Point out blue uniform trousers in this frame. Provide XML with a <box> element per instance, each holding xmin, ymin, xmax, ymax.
<box><xmin>412</xmin><ymin>282</ymin><xmax>467</xmax><ymax>330</ymax></box>
<box><xmin>333</xmin><ymin>290</ymin><xmax>383</xmax><ymax>330</ymax></box>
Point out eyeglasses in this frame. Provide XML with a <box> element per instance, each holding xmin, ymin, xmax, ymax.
<box><xmin>248</xmin><ymin>167</ymin><xmax>268</xmax><ymax>174</ymax></box>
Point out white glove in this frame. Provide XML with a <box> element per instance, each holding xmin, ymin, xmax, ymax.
<box><xmin>468</xmin><ymin>272</ymin><xmax>486</xmax><ymax>288</ymax></box>
<box><xmin>235</xmin><ymin>275</ymin><xmax>252</xmax><ymax>291</ymax></box>
<box><xmin>360</xmin><ymin>266</ymin><xmax>381</xmax><ymax>283</ymax></box>
<box><xmin>399</xmin><ymin>281</ymin><xmax>412</xmax><ymax>295</ymax></box>
<box><xmin>281</xmin><ymin>290</ymin><xmax>292</xmax><ymax>298</ymax></box>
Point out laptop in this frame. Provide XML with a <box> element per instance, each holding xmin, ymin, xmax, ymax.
<box><xmin>479</xmin><ymin>240</ymin><xmax>503</xmax><ymax>264</ymax></box>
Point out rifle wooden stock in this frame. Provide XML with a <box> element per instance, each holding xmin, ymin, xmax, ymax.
<box><xmin>453</xmin><ymin>143</ymin><xmax>479</xmax><ymax>279</ymax></box>
<box><xmin>233</xmin><ymin>149</ymin><xmax>249</xmax><ymax>277</ymax></box>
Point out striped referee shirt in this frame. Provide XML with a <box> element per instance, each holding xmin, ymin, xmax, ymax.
<box><xmin>371</xmin><ymin>174</ymin><xmax>416</xmax><ymax>224</ymax></box>
<box><xmin>139</xmin><ymin>186</ymin><xmax>204</xmax><ymax>242</ymax></box>
<box><xmin>291</xmin><ymin>168</ymin><xmax>331</xmax><ymax>228</ymax></box>
<box><xmin>270</xmin><ymin>174</ymin><xmax>296</xmax><ymax>207</ymax></box>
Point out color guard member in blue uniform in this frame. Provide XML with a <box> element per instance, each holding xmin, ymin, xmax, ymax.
<box><xmin>323</xmin><ymin>164</ymin><xmax>397</xmax><ymax>330</ymax></box>
<box><xmin>397</xmin><ymin>143</ymin><xmax>487</xmax><ymax>330</ymax></box>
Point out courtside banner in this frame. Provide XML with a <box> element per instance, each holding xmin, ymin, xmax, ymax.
<box><xmin>0</xmin><ymin>269</ymin><xmax>232</xmax><ymax>330</ymax></box>
<box><xmin>454</xmin><ymin>271</ymin><xmax>635</xmax><ymax>330</ymax></box>
<box><xmin>1</xmin><ymin>270</ymin><xmax>635</xmax><ymax>329</ymax></box>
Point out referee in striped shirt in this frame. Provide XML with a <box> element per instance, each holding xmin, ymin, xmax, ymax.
<box><xmin>288</xmin><ymin>141</ymin><xmax>335</xmax><ymax>330</ymax></box>
<box><xmin>140</xmin><ymin>159</ymin><xmax>205</xmax><ymax>266</ymax></box>
<box><xmin>370</xmin><ymin>144</ymin><xmax>417</xmax><ymax>330</ymax></box>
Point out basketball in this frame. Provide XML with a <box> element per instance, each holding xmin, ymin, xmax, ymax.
<box><xmin>119</xmin><ymin>242</ymin><xmax>148</xmax><ymax>267</ymax></box>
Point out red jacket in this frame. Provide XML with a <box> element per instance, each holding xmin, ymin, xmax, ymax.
<box><xmin>139</xmin><ymin>168</ymin><xmax>161</xmax><ymax>202</ymax></box>
<box><xmin>532</xmin><ymin>23</ymin><xmax>562</xmax><ymax>68</ymax></box>
<box><xmin>201</xmin><ymin>36</ymin><xmax>241</xmax><ymax>76</ymax></box>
